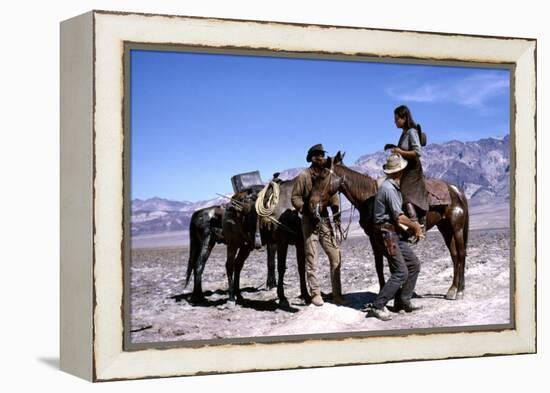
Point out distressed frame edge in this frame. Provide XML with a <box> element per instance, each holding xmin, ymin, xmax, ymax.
<box><xmin>59</xmin><ymin>11</ymin><xmax>95</xmax><ymax>381</ymax></box>
<box><xmin>512</xmin><ymin>40</ymin><xmax>537</xmax><ymax>354</ymax></box>
<box><xmin>90</xmin><ymin>11</ymin><xmax>537</xmax><ymax>381</ymax></box>
<box><xmin>122</xmin><ymin>42</ymin><xmax>518</xmax><ymax>353</ymax></box>
<box><xmin>91</xmin><ymin>8</ymin><xmax>538</xmax><ymax>42</ymax></box>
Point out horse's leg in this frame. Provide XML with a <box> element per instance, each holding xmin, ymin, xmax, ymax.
<box><xmin>266</xmin><ymin>242</ymin><xmax>277</xmax><ymax>289</ymax></box>
<box><xmin>369</xmin><ymin>234</ymin><xmax>386</xmax><ymax>291</ymax></box>
<box><xmin>185</xmin><ymin>231</ymin><xmax>200</xmax><ymax>298</ymax></box>
<box><xmin>295</xmin><ymin>238</ymin><xmax>311</xmax><ymax>303</ymax></box>
<box><xmin>457</xmin><ymin>198</ymin><xmax>469</xmax><ymax>298</ymax></box>
<box><xmin>454</xmin><ymin>228</ymin><xmax>466</xmax><ymax>300</ymax></box>
<box><xmin>233</xmin><ymin>246</ymin><xmax>251</xmax><ymax>302</ymax></box>
<box><xmin>192</xmin><ymin>235</ymin><xmax>216</xmax><ymax>302</ymax></box>
<box><xmin>225</xmin><ymin>242</ymin><xmax>238</xmax><ymax>302</ymax></box>
<box><xmin>437</xmin><ymin>220</ymin><xmax>460</xmax><ymax>300</ymax></box>
<box><xmin>276</xmin><ymin>241</ymin><xmax>289</xmax><ymax>307</ymax></box>
<box><xmin>448</xmin><ymin>211</ymin><xmax>467</xmax><ymax>299</ymax></box>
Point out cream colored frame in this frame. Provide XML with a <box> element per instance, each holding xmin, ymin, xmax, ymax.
<box><xmin>60</xmin><ymin>10</ymin><xmax>536</xmax><ymax>382</ymax></box>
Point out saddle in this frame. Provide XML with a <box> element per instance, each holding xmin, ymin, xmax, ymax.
<box><xmin>425</xmin><ymin>178</ymin><xmax>452</xmax><ymax>206</ymax></box>
<box><xmin>375</xmin><ymin>177</ymin><xmax>452</xmax><ymax>206</ymax></box>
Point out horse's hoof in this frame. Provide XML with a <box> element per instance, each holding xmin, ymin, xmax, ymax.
<box><xmin>278</xmin><ymin>298</ymin><xmax>290</xmax><ymax>308</ymax></box>
<box><xmin>445</xmin><ymin>287</ymin><xmax>458</xmax><ymax>300</ymax></box>
<box><xmin>300</xmin><ymin>294</ymin><xmax>312</xmax><ymax>305</ymax></box>
<box><xmin>190</xmin><ymin>295</ymin><xmax>206</xmax><ymax>304</ymax></box>
<box><xmin>266</xmin><ymin>280</ymin><xmax>277</xmax><ymax>290</ymax></box>
<box><xmin>227</xmin><ymin>300</ymin><xmax>237</xmax><ymax>309</ymax></box>
<box><xmin>456</xmin><ymin>291</ymin><xmax>464</xmax><ymax>300</ymax></box>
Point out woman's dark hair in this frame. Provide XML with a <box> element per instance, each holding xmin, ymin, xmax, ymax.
<box><xmin>394</xmin><ymin>105</ymin><xmax>422</xmax><ymax>133</ymax></box>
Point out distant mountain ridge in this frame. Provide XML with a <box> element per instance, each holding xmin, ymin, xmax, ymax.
<box><xmin>353</xmin><ymin>135</ymin><xmax>510</xmax><ymax>205</ymax></box>
<box><xmin>131</xmin><ymin>135</ymin><xmax>509</xmax><ymax>235</ymax></box>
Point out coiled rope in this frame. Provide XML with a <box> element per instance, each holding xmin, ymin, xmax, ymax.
<box><xmin>255</xmin><ymin>181</ymin><xmax>280</xmax><ymax>218</ymax></box>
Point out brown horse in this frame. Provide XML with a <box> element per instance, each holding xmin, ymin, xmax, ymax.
<box><xmin>223</xmin><ymin>181</ymin><xmax>310</xmax><ymax>306</ymax></box>
<box><xmin>184</xmin><ymin>185</ymin><xmax>269</xmax><ymax>304</ymax></box>
<box><xmin>308</xmin><ymin>152</ymin><xmax>469</xmax><ymax>300</ymax></box>
<box><xmin>185</xmin><ymin>180</ymin><xmax>309</xmax><ymax>307</ymax></box>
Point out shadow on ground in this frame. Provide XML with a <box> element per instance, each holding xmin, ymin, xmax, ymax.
<box><xmin>170</xmin><ymin>286</ymin><xmax>301</xmax><ymax>312</ymax></box>
<box><xmin>322</xmin><ymin>291</ymin><xmax>378</xmax><ymax>310</ymax></box>
<box><xmin>37</xmin><ymin>357</ymin><xmax>59</xmax><ymax>370</ymax></box>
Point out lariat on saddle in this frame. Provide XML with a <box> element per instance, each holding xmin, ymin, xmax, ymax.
<box><xmin>255</xmin><ymin>181</ymin><xmax>280</xmax><ymax>230</ymax></box>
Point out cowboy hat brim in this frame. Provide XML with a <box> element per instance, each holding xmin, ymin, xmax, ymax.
<box><xmin>306</xmin><ymin>150</ymin><xmax>327</xmax><ymax>162</ymax></box>
<box><xmin>383</xmin><ymin>159</ymin><xmax>408</xmax><ymax>174</ymax></box>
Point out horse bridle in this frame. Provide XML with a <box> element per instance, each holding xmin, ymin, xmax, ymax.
<box><xmin>313</xmin><ymin>164</ymin><xmax>361</xmax><ymax>246</ymax></box>
<box><xmin>313</xmin><ymin>166</ymin><xmax>344</xmax><ymax>220</ymax></box>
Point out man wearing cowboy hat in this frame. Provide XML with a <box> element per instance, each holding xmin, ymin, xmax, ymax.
<box><xmin>291</xmin><ymin>144</ymin><xmax>344</xmax><ymax>307</ymax></box>
<box><xmin>368</xmin><ymin>153</ymin><xmax>424</xmax><ymax>321</ymax></box>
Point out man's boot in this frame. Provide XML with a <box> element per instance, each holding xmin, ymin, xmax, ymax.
<box><xmin>311</xmin><ymin>292</ymin><xmax>324</xmax><ymax>306</ymax></box>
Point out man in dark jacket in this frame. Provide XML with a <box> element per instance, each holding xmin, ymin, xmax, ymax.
<box><xmin>291</xmin><ymin>144</ymin><xmax>344</xmax><ymax>307</ymax></box>
<box><xmin>368</xmin><ymin>153</ymin><xmax>424</xmax><ymax>321</ymax></box>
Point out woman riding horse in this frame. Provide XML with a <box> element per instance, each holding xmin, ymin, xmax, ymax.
<box><xmin>389</xmin><ymin>105</ymin><xmax>429</xmax><ymax>228</ymax></box>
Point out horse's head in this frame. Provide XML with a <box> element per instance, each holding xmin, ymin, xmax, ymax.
<box><xmin>308</xmin><ymin>151</ymin><xmax>346</xmax><ymax>218</ymax></box>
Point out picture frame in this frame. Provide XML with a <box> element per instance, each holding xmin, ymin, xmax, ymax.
<box><xmin>60</xmin><ymin>10</ymin><xmax>536</xmax><ymax>382</ymax></box>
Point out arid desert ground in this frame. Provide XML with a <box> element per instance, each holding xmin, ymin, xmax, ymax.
<box><xmin>130</xmin><ymin>203</ymin><xmax>510</xmax><ymax>345</ymax></box>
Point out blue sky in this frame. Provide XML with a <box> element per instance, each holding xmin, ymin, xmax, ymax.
<box><xmin>131</xmin><ymin>49</ymin><xmax>510</xmax><ymax>202</ymax></box>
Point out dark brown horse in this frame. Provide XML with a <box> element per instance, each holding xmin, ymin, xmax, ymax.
<box><xmin>184</xmin><ymin>180</ymin><xmax>309</xmax><ymax>307</ymax></box>
<box><xmin>222</xmin><ymin>180</ymin><xmax>309</xmax><ymax>306</ymax></box>
<box><xmin>183</xmin><ymin>185</ymin><xmax>268</xmax><ymax>303</ymax></box>
<box><xmin>309</xmin><ymin>152</ymin><xmax>469</xmax><ymax>300</ymax></box>
<box><xmin>221</xmin><ymin>189</ymin><xmax>260</xmax><ymax>303</ymax></box>
<box><xmin>183</xmin><ymin>202</ymin><xmax>277</xmax><ymax>303</ymax></box>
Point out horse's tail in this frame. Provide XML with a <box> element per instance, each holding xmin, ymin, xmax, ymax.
<box><xmin>457</xmin><ymin>187</ymin><xmax>469</xmax><ymax>253</ymax></box>
<box><xmin>184</xmin><ymin>213</ymin><xmax>200</xmax><ymax>289</ymax></box>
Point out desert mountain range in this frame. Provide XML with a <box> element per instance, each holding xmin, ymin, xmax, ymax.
<box><xmin>132</xmin><ymin>135</ymin><xmax>510</xmax><ymax>235</ymax></box>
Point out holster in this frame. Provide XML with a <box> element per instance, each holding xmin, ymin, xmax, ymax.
<box><xmin>375</xmin><ymin>223</ymin><xmax>399</xmax><ymax>256</ymax></box>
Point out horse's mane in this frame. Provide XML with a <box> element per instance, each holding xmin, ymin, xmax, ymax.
<box><xmin>334</xmin><ymin>163</ymin><xmax>377</xmax><ymax>202</ymax></box>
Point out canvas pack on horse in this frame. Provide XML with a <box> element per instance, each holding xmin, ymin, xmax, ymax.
<box><xmin>309</xmin><ymin>152</ymin><xmax>469</xmax><ymax>300</ymax></box>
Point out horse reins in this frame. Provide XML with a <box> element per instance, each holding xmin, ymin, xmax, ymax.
<box><xmin>313</xmin><ymin>167</ymin><xmax>354</xmax><ymax>246</ymax></box>
<box><xmin>334</xmin><ymin>192</ymin><xmax>354</xmax><ymax>245</ymax></box>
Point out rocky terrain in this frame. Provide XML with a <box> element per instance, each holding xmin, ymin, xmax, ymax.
<box><xmin>130</xmin><ymin>227</ymin><xmax>511</xmax><ymax>344</ymax></box>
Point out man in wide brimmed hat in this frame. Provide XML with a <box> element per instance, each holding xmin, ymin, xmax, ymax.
<box><xmin>305</xmin><ymin>143</ymin><xmax>327</xmax><ymax>163</ymax></box>
<box><xmin>366</xmin><ymin>153</ymin><xmax>424</xmax><ymax>321</ymax></box>
<box><xmin>291</xmin><ymin>144</ymin><xmax>344</xmax><ymax>307</ymax></box>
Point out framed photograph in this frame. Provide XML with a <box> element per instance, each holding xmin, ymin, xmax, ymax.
<box><xmin>60</xmin><ymin>10</ymin><xmax>536</xmax><ymax>382</ymax></box>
